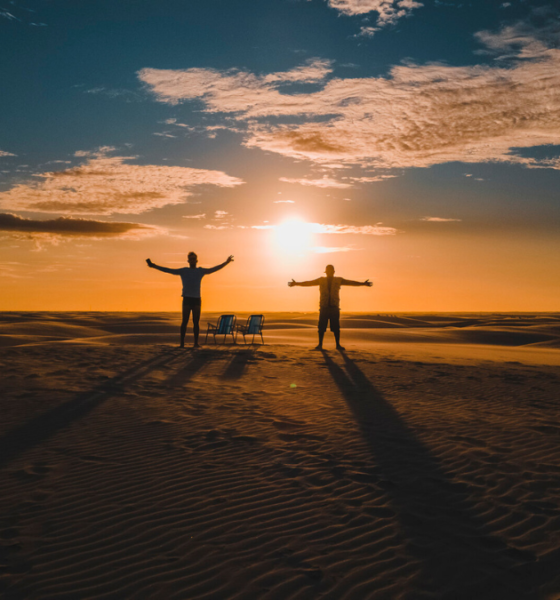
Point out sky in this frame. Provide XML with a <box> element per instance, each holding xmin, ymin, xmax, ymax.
<box><xmin>1</xmin><ymin>0</ymin><xmax>559</xmax><ymax>312</ymax></box>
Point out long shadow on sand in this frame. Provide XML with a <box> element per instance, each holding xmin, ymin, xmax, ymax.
<box><xmin>0</xmin><ymin>347</ymin><xmax>182</xmax><ymax>470</ymax></box>
<box><xmin>220</xmin><ymin>350</ymin><xmax>255</xmax><ymax>380</ymax></box>
<box><xmin>321</xmin><ymin>350</ymin><xmax>545</xmax><ymax>599</ymax></box>
<box><xmin>165</xmin><ymin>349</ymin><xmax>218</xmax><ymax>387</ymax></box>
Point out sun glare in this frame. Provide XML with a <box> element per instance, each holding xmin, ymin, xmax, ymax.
<box><xmin>273</xmin><ymin>218</ymin><xmax>313</xmax><ymax>256</ymax></box>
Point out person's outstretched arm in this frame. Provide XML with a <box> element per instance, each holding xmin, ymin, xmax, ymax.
<box><xmin>146</xmin><ymin>258</ymin><xmax>181</xmax><ymax>275</ymax></box>
<box><xmin>340</xmin><ymin>278</ymin><xmax>373</xmax><ymax>287</ymax></box>
<box><xmin>203</xmin><ymin>255</ymin><xmax>234</xmax><ymax>275</ymax></box>
<box><xmin>288</xmin><ymin>278</ymin><xmax>322</xmax><ymax>287</ymax></box>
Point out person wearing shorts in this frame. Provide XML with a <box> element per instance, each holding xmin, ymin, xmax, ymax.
<box><xmin>288</xmin><ymin>264</ymin><xmax>372</xmax><ymax>350</ymax></box>
<box><xmin>146</xmin><ymin>252</ymin><xmax>234</xmax><ymax>348</ymax></box>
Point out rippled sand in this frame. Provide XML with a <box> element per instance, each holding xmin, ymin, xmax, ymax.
<box><xmin>1</xmin><ymin>312</ymin><xmax>560</xmax><ymax>599</ymax></box>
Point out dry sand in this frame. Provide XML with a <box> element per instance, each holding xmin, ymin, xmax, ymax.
<box><xmin>1</xmin><ymin>312</ymin><xmax>560</xmax><ymax>599</ymax></box>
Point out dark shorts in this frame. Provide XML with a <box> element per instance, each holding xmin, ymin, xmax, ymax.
<box><xmin>182</xmin><ymin>296</ymin><xmax>201</xmax><ymax>309</ymax></box>
<box><xmin>318</xmin><ymin>307</ymin><xmax>340</xmax><ymax>333</ymax></box>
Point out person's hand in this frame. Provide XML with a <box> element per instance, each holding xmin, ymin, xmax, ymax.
<box><xmin>226</xmin><ymin>255</ymin><xmax>234</xmax><ymax>264</ymax></box>
<box><xmin>364</xmin><ymin>279</ymin><xmax>373</xmax><ymax>287</ymax></box>
<box><xmin>146</xmin><ymin>258</ymin><xmax>153</xmax><ymax>268</ymax></box>
<box><xmin>288</xmin><ymin>279</ymin><xmax>297</xmax><ymax>287</ymax></box>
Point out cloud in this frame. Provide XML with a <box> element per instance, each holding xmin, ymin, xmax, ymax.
<box><xmin>327</xmin><ymin>0</ymin><xmax>423</xmax><ymax>26</ymax></box>
<box><xmin>139</xmin><ymin>22</ymin><xmax>560</xmax><ymax>171</ymax></box>
<box><xmin>420</xmin><ymin>216</ymin><xmax>461</xmax><ymax>222</ymax></box>
<box><xmin>214</xmin><ymin>210</ymin><xmax>228</xmax><ymax>218</ymax></box>
<box><xmin>349</xmin><ymin>175</ymin><xmax>397</xmax><ymax>182</ymax></box>
<box><xmin>0</xmin><ymin>10</ymin><xmax>19</xmax><ymax>21</ymax></box>
<box><xmin>183</xmin><ymin>213</ymin><xmax>206</xmax><ymax>219</ymax></box>
<box><xmin>0</xmin><ymin>213</ymin><xmax>158</xmax><ymax>239</ymax></box>
<box><xmin>279</xmin><ymin>176</ymin><xmax>352</xmax><ymax>188</ymax></box>
<box><xmin>273</xmin><ymin>200</ymin><xmax>295</xmax><ymax>203</ymax></box>
<box><xmin>204</xmin><ymin>224</ymin><xmax>232</xmax><ymax>230</ymax></box>
<box><xmin>312</xmin><ymin>246</ymin><xmax>356</xmax><ymax>253</ymax></box>
<box><xmin>0</xmin><ymin>150</ymin><xmax>16</xmax><ymax>157</ymax></box>
<box><xmin>250</xmin><ymin>222</ymin><xmax>398</xmax><ymax>235</ymax></box>
<box><xmin>0</xmin><ymin>152</ymin><xmax>244</xmax><ymax>215</ymax></box>
<box><xmin>309</xmin><ymin>223</ymin><xmax>399</xmax><ymax>235</ymax></box>
<box><xmin>138</xmin><ymin>58</ymin><xmax>333</xmax><ymax>106</ymax></box>
<box><xmin>84</xmin><ymin>87</ymin><xmax>142</xmax><ymax>101</ymax></box>
<box><xmin>357</xmin><ymin>26</ymin><xmax>380</xmax><ymax>37</ymax></box>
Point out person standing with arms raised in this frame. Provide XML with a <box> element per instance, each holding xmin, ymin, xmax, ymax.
<box><xmin>146</xmin><ymin>252</ymin><xmax>234</xmax><ymax>348</ymax></box>
<box><xmin>288</xmin><ymin>264</ymin><xmax>372</xmax><ymax>350</ymax></box>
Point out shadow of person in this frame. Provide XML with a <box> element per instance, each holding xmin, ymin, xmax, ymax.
<box><xmin>0</xmin><ymin>347</ymin><xmax>181</xmax><ymax>470</ymax></box>
<box><xmin>221</xmin><ymin>350</ymin><xmax>255</xmax><ymax>380</ymax></box>
<box><xmin>321</xmin><ymin>350</ymin><xmax>536</xmax><ymax>599</ymax></box>
<box><xmin>165</xmin><ymin>349</ymin><xmax>218</xmax><ymax>387</ymax></box>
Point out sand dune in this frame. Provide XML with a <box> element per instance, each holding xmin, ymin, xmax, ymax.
<box><xmin>1</xmin><ymin>312</ymin><xmax>560</xmax><ymax>598</ymax></box>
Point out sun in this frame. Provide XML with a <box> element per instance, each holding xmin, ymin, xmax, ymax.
<box><xmin>273</xmin><ymin>218</ymin><xmax>312</xmax><ymax>255</ymax></box>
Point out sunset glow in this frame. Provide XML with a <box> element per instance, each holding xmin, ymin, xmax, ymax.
<box><xmin>273</xmin><ymin>219</ymin><xmax>314</xmax><ymax>256</ymax></box>
<box><xmin>1</xmin><ymin>0</ymin><xmax>559</xmax><ymax>311</ymax></box>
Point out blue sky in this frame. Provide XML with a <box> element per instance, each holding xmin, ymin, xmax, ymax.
<box><xmin>1</xmin><ymin>0</ymin><xmax>559</xmax><ymax>311</ymax></box>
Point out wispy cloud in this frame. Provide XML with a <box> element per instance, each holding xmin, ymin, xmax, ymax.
<box><xmin>84</xmin><ymin>87</ymin><xmax>142</xmax><ymax>101</ymax></box>
<box><xmin>273</xmin><ymin>200</ymin><xmax>295</xmax><ymax>203</ymax></box>
<box><xmin>420</xmin><ymin>216</ymin><xmax>461</xmax><ymax>222</ymax></box>
<box><xmin>0</xmin><ymin>9</ymin><xmax>19</xmax><ymax>21</ymax></box>
<box><xmin>0</xmin><ymin>150</ymin><xmax>16</xmax><ymax>157</ymax></box>
<box><xmin>249</xmin><ymin>222</ymin><xmax>398</xmax><ymax>235</ymax></box>
<box><xmin>0</xmin><ymin>213</ymin><xmax>159</xmax><ymax>239</ymax></box>
<box><xmin>312</xmin><ymin>246</ymin><xmax>356</xmax><ymax>253</ymax></box>
<box><xmin>350</xmin><ymin>175</ymin><xmax>397</xmax><ymax>182</ymax></box>
<box><xmin>204</xmin><ymin>224</ymin><xmax>232</xmax><ymax>230</ymax></box>
<box><xmin>139</xmin><ymin>22</ymin><xmax>560</xmax><ymax>171</ymax></box>
<box><xmin>0</xmin><ymin>151</ymin><xmax>244</xmax><ymax>215</ymax></box>
<box><xmin>309</xmin><ymin>223</ymin><xmax>399</xmax><ymax>235</ymax></box>
<box><xmin>279</xmin><ymin>176</ymin><xmax>352</xmax><ymax>188</ymax></box>
<box><xmin>138</xmin><ymin>58</ymin><xmax>333</xmax><ymax>106</ymax></box>
<box><xmin>183</xmin><ymin>213</ymin><xmax>206</xmax><ymax>219</ymax></box>
<box><xmin>327</xmin><ymin>0</ymin><xmax>423</xmax><ymax>27</ymax></box>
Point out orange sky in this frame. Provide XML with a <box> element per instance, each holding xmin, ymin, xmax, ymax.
<box><xmin>2</xmin><ymin>221</ymin><xmax>559</xmax><ymax>312</ymax></box>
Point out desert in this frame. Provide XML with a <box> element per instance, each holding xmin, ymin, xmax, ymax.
<box><xmin>1</xmin><ymin>312</ymin><xmax>560</xmax><ymax>599</ymax></box>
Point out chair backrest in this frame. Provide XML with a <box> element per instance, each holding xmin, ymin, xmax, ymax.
<box><xmin>247</xmin><ymin>314</ymin><xmax>263</xmax><ymax>334</ymax></box>
<box><xmin>217</xmin><ymin>314</ymin><xmax>235</xmax><ymax>334</ymax></box>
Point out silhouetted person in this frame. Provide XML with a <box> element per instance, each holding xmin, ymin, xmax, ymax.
<box><xmin>146</xmin><ymin>252</ymin><xmax>234</xmax><ymax>348</ymax></box>
<box><xmin>288</xmin><ymin>264</ymin><xmax>372</xmax><ymax>350</ymax></box>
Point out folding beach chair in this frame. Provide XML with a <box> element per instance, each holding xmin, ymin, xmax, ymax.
<box><xmin>205</xmin><ymin>314</ymin><xmax>237</xmax><ymax>344</ymax></box>
<box><xmin>236</xmin><ymin>314</ymin><xmax>265</xmax><ymax>345</ymax></box>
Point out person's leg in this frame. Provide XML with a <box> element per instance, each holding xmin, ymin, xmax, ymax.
<box><xmin>316</xmin><ymin>309</ymin><xmax>327</xmax><ymax>350</ymax></box>
<box><xmin>332</xmin><ymin>309</ymin><xmax>344</xmax><ymax>350</ymax></box>
<box><xmin>180</xmin><ymin>298</ymin><xmax>192</xmax><ymax>348</ymax></box>
<box><xmin>192</xmin><ymin>304</ymin><xmax>201</xmax><ymax>347</ymax></box>
<box><xmin>334</xmin><ymin>329</ymin><xmax>344</xmax><ymax>350</ymax></box>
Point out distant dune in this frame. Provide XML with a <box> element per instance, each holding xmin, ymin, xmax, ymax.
<box><xmin>1</xmin><ymin>312</ymin><xmax>559</xmax><ymax>598</ymax></box>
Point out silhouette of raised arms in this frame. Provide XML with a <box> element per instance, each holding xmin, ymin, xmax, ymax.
<box><xmin>288</xmin><ymin>278</ymin><xmax>372</xmax><ymax>287</ymax></box>
<box><xmin>145</xmin><ymin>259</ymin><xmax>180</xmax><ymax>275</ymax></box>
<box><xmin>146</xmin><ymin>256</ymin><xmax>234</xmax><ymax>274</ymax></box>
